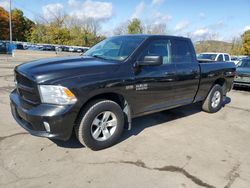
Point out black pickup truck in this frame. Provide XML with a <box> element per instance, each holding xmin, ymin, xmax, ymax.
<box><xmin>10</xmin><ymin>35</ymin><xmax>236</xmax><ymax>150</ymax></box>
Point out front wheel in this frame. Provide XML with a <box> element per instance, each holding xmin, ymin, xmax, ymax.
<box><xmin>202</xmin><ymin>84</ymin><xmax>223</xmax><ymax>113</ymax></box>
<box><xmin>75</xmin><ymin>100</ymin><xmax>124</xmax><ymax>150</ymax></box>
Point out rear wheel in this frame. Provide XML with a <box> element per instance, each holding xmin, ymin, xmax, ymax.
<box><xmin>202</xmin><ymin>84</ymin><xmax>223</xmax><ymax>113</ymax></box>
<box><xmin>75</xmin><ymin>100</ymin><xmax>124</xmax><ymax>150</ymax></box>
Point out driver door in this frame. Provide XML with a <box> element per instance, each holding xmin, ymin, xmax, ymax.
<box><xmin>132</xmin><ymin>38</ymin><xmax>177</xmax><ymax>115</ymax></box>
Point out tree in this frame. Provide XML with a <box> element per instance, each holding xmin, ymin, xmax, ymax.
<box><xmin>63</xmin><ymin>16</ymin><xmax>105</xmax><ymax>46</ymax></box>
<box><xmin>28</xmin><ymin>17</ymin><xmax>105</xmax><ymax>47</ymax></box>
<box><xmin>27</xmin><ymin>24</ymin><xmax>45</xmax><ymax>43</ymax></box>
<box><xmin>113</xmin><ymin>21</ymin><xmax>129</xmax><ymax>35</ymax></box>
<box><xmin>241</xmin><ymin>30</ymin><xmax>250</xmax><ymax>55</ymax></box>
<box><xmin>0</xmin><ymin>6</ymin><xmax>103</xmax><ymax>47</ymax></box>
<box><xmin>11</xmin><ymin>9</ymin><xmax>35</xmax><ymax>41</ymax></box>
<box><xmin>145</xmin><ymin>23</ymin><xmax>167</xmax><ymax>34</ymax></box>
<box><xmin>83</xmin><ymin>18</ymin><xmax>101</xmax><ymax>35</ymax></box>
<box><xmin>230</xmin><ymin>37</ymin><xmax>242</xmax><ymax>55</ymax></box>
<box><xmin>28</xmin><ymin>24</ymin><xmax>71</xmax><ymax>45</ymax></box>
<box><xmin>128</xmin><ymin>18</ymin><xmax>143</xmax><ymax>34</ymax></box>
<box><xmin>0</xmin><ymin>7</ymin><xmax>34</xmax><ymax>41</ymax></box>
<box><xmin>0</xmin><ymin>7</ymin><xmax>9</xmax><ymax>40</ymax></box>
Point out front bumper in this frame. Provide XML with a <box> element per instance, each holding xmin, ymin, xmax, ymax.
<box><xmin>234</xmin><ymin>75</ymin><xmax>250</xmax><ymax>87</ymax></box>
<box><xmin>10</xmin><ymin>89</ymin><xmax>78</xmax><ymax>140</ymax></box>
<box><xmin>234</xmin><ymin>81</ymin><xmax>250</xmax><ymax>87</ymax></box>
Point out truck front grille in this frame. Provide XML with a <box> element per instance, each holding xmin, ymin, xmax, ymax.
<box><xmin>15</xmin><ymin>72</ymin><xmax>40</xmax><ymax>107</ymax></box>
<box><xmin>237</xmin><ymin>73</ymin><xmax>250</xmax><ymax>78</ymax></box>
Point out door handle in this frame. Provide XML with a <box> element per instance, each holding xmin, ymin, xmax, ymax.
<box><xmin>164</xmin><ymin>78</ymin><xmax>174</xmax><ymax>82</ymax></box>
<box><xmin>164</xmin><ymin>72</ymin><xmax>175</xmax><ymax>76</ymax></box>
<box><xmin>164</xmin><ymin>72</ymin><xmax>175</xmax><ymax>82</ymax></box>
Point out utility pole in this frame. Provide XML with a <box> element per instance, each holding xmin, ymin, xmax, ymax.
<box><xmin>9</xmin><ymin>0</ymin><xmax>12</xmax><ymax>43</ymax></box>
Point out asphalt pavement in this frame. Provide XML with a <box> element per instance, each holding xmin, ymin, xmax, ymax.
<box><xmin>0</xmin><ymin>54</ymin><xmax>250</xmax><ymax>188</ymax></box>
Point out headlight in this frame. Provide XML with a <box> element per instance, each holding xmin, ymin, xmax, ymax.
<box><xmin>38</xmin><ymin>85</ymin><xmax>77</xmax><ymax>105</ymax></box>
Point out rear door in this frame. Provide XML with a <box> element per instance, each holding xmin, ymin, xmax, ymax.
<box><xmin>170</xmin><ymin>38</ymin><xmax>200</xmax><ymax>105</ymax></box>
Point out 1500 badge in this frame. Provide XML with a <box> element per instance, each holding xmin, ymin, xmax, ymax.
<box><xmin>136</xmin><ymin>84</ymin><xmax>148</xmax><ymax>91</ymax></box>
<box><xmin>125</xmin><ymin>84</ymin><xmax>148</xmax><ymax>91</ymax></box>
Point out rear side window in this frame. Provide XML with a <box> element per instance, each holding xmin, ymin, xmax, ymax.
<box><xmin>217</xmin><ymin>54</ymin><xmax>223</xmax><ymax>61</ymax></box>
<box><xmin>171</xmin><ymin>39</ymin><xmax>194</xmax><ymax>63</ymax></box>
<box><xmin>139</xmin><ymin>39</ymin><xmax>172</xmax><ymax>64</ymax></box>
<box><xmin>224</xmin><ymin>55</ymin><xmax>230</xmax><ymax>61</ymax></box>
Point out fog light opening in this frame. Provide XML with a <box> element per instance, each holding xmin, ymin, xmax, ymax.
<box><xmin>43</xmin><ymin>122</ymin><xmax>51</xmax><ymax>132</ymax></box>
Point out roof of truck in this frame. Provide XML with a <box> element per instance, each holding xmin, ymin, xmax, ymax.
<box><xmin>112</xmin><ymin>34</ymin><xmax>189</xmax><ymax>40</ymax></box>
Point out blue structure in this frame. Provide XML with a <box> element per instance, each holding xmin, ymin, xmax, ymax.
<box><xmin>6</xmin><ymin>42</ymin><xmax>16</xmax><ymax>54</ymax></box>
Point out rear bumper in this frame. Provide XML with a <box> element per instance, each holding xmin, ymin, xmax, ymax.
<box><xmin>10</xmin><ymin>89</ymin><xmax>78</xmax><ymax>141</ymax></box>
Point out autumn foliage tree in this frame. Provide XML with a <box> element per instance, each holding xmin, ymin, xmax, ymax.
<box><xmin>0</xmin><ymin>7</ymin><xmax>10</xmax><ymax>40</ymax></box>
<box><xmin>230</xmin><ymin>30</ymin><xmax>250</xmax><ymax>55</ymax></box>
<box><xmin>0</xmin><ymin>7</ymin><xmax>34</xmax><ymax>41</ymax></box>
<box><xmin>12</xmin><ymin>9</ymin><xmax>34</xmax><ymax>41</ymax></box>
<box><xmin>230</xmin><ymin>37</ymin><xmax>242</xmax><ymax>55</ymax></box>
<box><xmin>241</xmin><ymin>30</ymin><xmax>250</xmax><ymax>55</ymax></box>
<box><xmin>28</xmin><ymin>15</ymin><xmax>105</xmax><ymax>47</ymax></box>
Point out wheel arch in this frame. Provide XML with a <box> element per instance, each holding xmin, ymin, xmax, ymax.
<box><xmin>213</xmin><ymin>78</ymin><xmax>227</xmax><ymax>96</ymax></box>
<box><xmin>75</xmin><ymin>92</ymin><xmax>132</xmax><ymax>130</ymax></box>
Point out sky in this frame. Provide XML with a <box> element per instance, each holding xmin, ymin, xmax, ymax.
<box><xmin>1</xmin><ymin>0</ymin><xmax>250</xmax><ymax>41</ymax></box>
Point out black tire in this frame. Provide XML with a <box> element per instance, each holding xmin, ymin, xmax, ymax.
<box><xmin>202</xmin><ymin>84</ymin><xmax>223</xmax><ymax>113</ymax></box>
<box><xmin>75</xmin><ymin>100</ymin><xmax>124</xmax><ymax>150</ymax></box>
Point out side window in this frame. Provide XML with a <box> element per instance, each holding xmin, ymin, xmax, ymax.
<box><xmin>139</xmin><ymin>40</ymin><xmax>172</xmax><ymax>64</ymax></box>
<box><xmin>224</xmin><ymin>55</ymin><xmax>229</xmax><ymax>61</ymax></box>
<box><xmin>217</xmin><ymin>54</ymin><xmax>223</xmax><ymax>61</ymax></box>
<box><xmin>171</xmin><ymin>39</ymin><xmax>194</xmax><ymax>63</ymax></box>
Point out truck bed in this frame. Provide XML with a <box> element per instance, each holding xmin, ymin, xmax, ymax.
<box><xmin>194</xmin><ymin>61</ymin><xmax>236</xmax><ymax>102</ymax></box>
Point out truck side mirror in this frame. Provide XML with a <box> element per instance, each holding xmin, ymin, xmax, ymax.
<box><xmin>137</xmin><ymin>56</ymin><xmax>163</xmax><ymax>66</ymax></box>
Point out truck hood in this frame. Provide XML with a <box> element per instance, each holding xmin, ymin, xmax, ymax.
<box><xmin>16</xmin><ymin>56</ymin><xmax>121</xmax><ymax>84</ymax></box>
<box><xmin>236</xmin><ymin>67</ymin><xmax>250</xmax><ymax>76</ymax></box>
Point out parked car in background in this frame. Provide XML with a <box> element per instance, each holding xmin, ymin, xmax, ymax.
<box><xmin>76</xmin><ymin>48</ymin><xmax>82</xmax><ymax>53</ymax></box>
<box><xmin>68</xmin><ymin>46</ymin><xmax>76</xmax><ymax>52</ymax></box>
<box><xmin>231</xmin><ymin>56</ymin><xmax>240</xmax><ymax>65</ymax></box>
<box><xmin>238</xmin><ymin>55</ymin><xmax>249</xmax><ymax>59</ymax></box>
<box><xmin>69</xmin><ymin>46</ymin><xmax>89</xmax><ymax>53</ymax></box>
<box><xmin>62</xmin><ymin>46</ymin><xmax>70</xmax><ymax>52</ymax></box>
<box><xmin>197</xmin><ymin>52</ymin><xmax>231</xmax><ymax>62</ymax></box>
<box><xmin>80</xmin><ymin>47</ymin><xmax>90</xmax><ymax>53</ymax></box>
<box><xmin>76</xmin><ymin>47</ymin><xmax>89</xmax><ymax>53</ymax></box>
<box><xmin>55</xmin><ymin>46</ymin><xmax>63</xmax><ymax>52</ymax></box>
<box><xmin>42</xmin><ymin>45</ymin><xmax>55</xmax><ymax>51</ymax></box>
<box><xmin>27</xmin><ymin>44</ymin><xmax>41</xmax><ymax>51</ymax></box>
<box><xmin>16</xmin><ymin>43</ymin><xmax>24</xmax><ymax>50</ymax></box>
<box><xmin>22</xmin><ymin>42</ymin><xmax>31</xmax><ymax>50</ymax></box>
<box><xmin>0</xmin><ymin>41</ymin><xmax>14</xmax><ymax>54</ymax></box>
<box><xmin>234</xmin><ymin>58</ymin><xmax>250</xmax><ymax>87</ymax></box>
<box><xmin>0</xmin><ymin>41</ymin><xmax>7</xmax><ymax>54</ymax></box>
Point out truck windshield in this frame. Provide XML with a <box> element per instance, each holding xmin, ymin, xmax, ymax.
<box><xmin>84</xmin><ymin>36</ymin><xmax>146</xmax><ymax>61</ymax></box>
<box><xmin>238</xmin><ymin>59</ymin><xmax>250</xmax><ymax>68</ymax></box>
<box><xmin>197</xmin><ymin>54</ymin><xmax>217</xmax><ymax>61</ymax></box>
